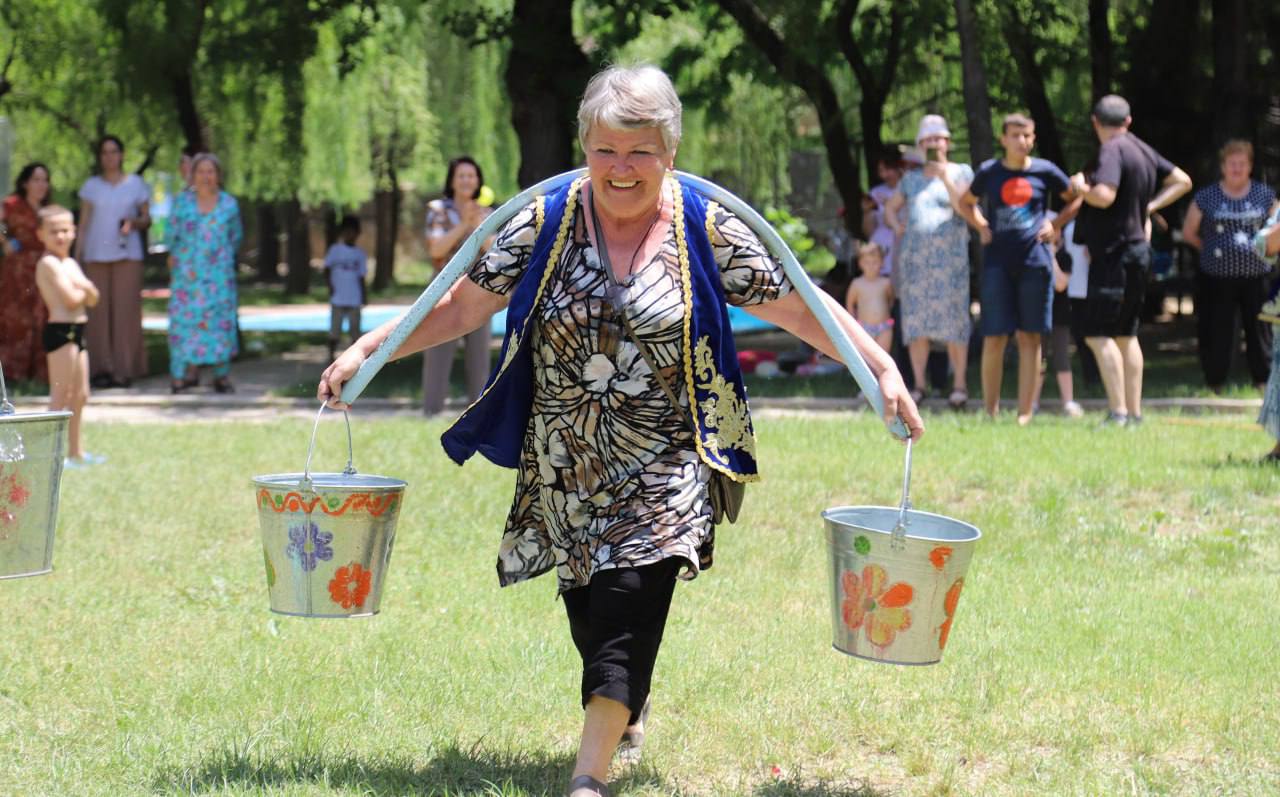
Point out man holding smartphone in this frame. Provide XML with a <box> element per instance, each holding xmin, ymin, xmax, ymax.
<box><xmin>959</xmin><ymin>113</ymin><xmax>1082</xmax><ymax>424</ymax></box>
<box><xmin>1069</xmin><ymin>95</ymin><xmax>1192</xmax><ymax>426</ymax></box>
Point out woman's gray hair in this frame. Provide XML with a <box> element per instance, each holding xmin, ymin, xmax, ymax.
<box><xmin>577</xmin><ymin>64</ymin><xmax>682</xmax><ymax>153</ymax></box>
<box><xmin>191</xmin><ymin>152</ymin><xmax>223</xmax><ymax>184</ymax></box>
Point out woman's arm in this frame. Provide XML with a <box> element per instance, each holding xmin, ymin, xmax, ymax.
<box><xmin>132</xmin><ymin>197</ymin><xmax>152</xmax><ymax>232</ymax></box>
<box><xmin>228</xmin><ymin>196</ymin><xmax>244</xmax><ymax>252</ymax></box>
<box><xmin>932</xmin><ymin>164</ymin><xmax>972</xmax><ymax>216</ymax></box>
<box><xmin>1181</xmin><ymin>200</ymin><xmax>1203</xmax><ymax>250</ymax></box>
<box><xmin>75</xmin><ymin>201</ymin><xmax>93</xmax><ymax>261</ymax></box>
<box><xmin>319</xmin><ymin>277</ymin><xmax>508</xmax><ymax>408</ymax></box>
<box><xmin>745</xmin><ymin>290</ymin><xmax>923</xmax><ymax>440</ymax></box>
<box><xmin>884</xmin><ymin>191</ymin><xmax>906</xmax><ymax>236</ymax></box>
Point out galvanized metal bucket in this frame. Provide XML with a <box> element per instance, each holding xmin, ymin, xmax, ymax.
<box><xmin>0</xmin><ymin>364</ymin><xmax>70</xmax><ymax>580</ymax></box>
<box><xmin>253</xmin><ymin>403</ymin><xmax>406</xmax><ymax>617</ymax></box>
<box><xmin>824</xmin><ymin>441</ymin><xmax>981</xmax><ymax>665</ymax></box>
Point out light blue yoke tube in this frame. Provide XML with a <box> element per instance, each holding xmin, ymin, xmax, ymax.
<box><xmin>339</xmin><ymin>169</ymin><xmax>587</xmax><ymax>404</ymax></box>
<box><xmin>339</xmin><ymin>167</ymin><xmax>909</xmax><ymax>439</ymax></box>
<box><xmin>674</xmin><ymin>171</ymin><xmax>909</xmax><ymax>440</ymax></box>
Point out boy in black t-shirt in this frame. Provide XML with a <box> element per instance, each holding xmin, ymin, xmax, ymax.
<box><xmin>1068</xmin><ymin>95</ymin><xmax>1192</xmax><ymax>426</ymax></box>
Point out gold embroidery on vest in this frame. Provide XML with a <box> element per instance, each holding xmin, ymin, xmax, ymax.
<box><xmin>677</xmin><ymin>183</ymin><xmax>759</xmax><ymax>482</ymax></box>
<box><xmin>693</xmin><ymin>336</ymin><xmax>758</xmax><ymax>460</ymax></box>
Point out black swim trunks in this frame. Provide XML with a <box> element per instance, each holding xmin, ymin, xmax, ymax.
<box><xmin>42</xmin><ymin>322</ymin><xmax>86</xmax><ymax>353</ymax></box>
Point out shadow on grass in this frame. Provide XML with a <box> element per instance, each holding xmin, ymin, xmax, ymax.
<box><xmin>151</xmin><ymin>741</ymin><xmax>671</xmax><ymax>796</ymax></box>
<box><xmin>752</xmin><ymin>778</ymin><xmax>887</xmax><ymax>797</ymax></box>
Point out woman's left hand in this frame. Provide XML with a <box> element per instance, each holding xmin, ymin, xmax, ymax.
<box><xmin>878</xmin><ymin>368</ymin><xmax>924</xmax><ymax>442</ymax></box>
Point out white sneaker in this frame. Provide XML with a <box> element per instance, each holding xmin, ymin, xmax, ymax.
<box><xmin>64</xmin><ymin>452</ymin><xmax>107</xmax><ymax>468</ymax></box>
<box><xmin>1062</xmin><ymin>400</ymin><xmax>1084</xmax><ymax>418</ymax></box>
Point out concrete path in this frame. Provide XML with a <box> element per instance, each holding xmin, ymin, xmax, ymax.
<box><xmin>8</xmin><ymin>341</ymin><xmax>1262</xmax><ymax>425</ymax></box>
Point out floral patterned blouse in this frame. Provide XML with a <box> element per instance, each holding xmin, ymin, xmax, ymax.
<box><xmin>467</xmin><ymin>180</ymin><xmax>792</xmax><ymax>593</ymax></box>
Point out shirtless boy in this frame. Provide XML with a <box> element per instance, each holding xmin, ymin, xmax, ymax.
<box><xmin>34</xmin><ymin>205</ymin><xmax>103</xmax><ymax>466</ymax></box>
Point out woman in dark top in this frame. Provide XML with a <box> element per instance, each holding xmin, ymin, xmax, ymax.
<box><xmin>1182</xmin><ymin>140</ymin><xmax>1278</xmax><ymax>392</ymax></box>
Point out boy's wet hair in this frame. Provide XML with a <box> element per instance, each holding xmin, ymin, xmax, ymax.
<box><xmin>37</xmin><ymin>204</ymin><xmax>74</xmax><ymax>225</ymax></box>
<box><xmin>856</xmin><ymin>241</ymin><xmax>885</xmax><ymax>260</ymax></box>
<box><xmin>338</xmin><ymin>215</ymin><xmax>360</xmax><ymax>236</ymax></box>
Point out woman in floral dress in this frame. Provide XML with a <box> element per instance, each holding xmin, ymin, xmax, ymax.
<box><xmin>0</xmin><ymin>163</ymin><xmax>53</xmax><ymax>383</ymax></box>
<box><xmin>165</xmin><ymin>154</ymin><xmax>242</xmax><ymax>393</ymax></box>
<box><xmin>318</xmin><ymin>65</ymin><xmax>922</xmax><ymax>797</ymax></box>
<box><xmin>885</xmin><ymin>114</ymin><xmax>976</xmax><ymax>407</ymax></box>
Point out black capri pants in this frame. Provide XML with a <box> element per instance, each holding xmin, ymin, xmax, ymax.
<box><xmin>562</xmin><ymin>558</ymin><xmax>682</xmax><ymax>725</ymax></box>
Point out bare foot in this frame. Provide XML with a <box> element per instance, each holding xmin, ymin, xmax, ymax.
<box><xmin>1017</xmin><ymin>413</ymin><xmax>1033</xmax><ymax>426</ymax></box>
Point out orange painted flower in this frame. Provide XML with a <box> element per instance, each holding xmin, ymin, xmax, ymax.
<box><xmin>937</xmin><ymin>577</ymin><xmax>965</xmax><ymax>650</ymax></box>
<box><xmin>928</xmin><ymin>545</ymin><xmax>953</xmax><ymax>570</ymax></box>
<box><xmin>328</xmin><ymin>562</ymin><xmax>373</xmax><ymax>610</ymax></box>
<box><xmin>840</xmin><ymin>564</ymin><xmax>914</xmax><ymax>647</ymax></box>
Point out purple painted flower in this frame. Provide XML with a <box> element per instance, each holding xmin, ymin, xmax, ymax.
<box><xmin>286</xmin><ymin>521</ymin><xmax>333</xmax><ymax>571</ymax></box>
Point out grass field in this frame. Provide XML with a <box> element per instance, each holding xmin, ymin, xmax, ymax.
<box><xmin>1</xmin><ymin>411</ymin><xmax>1277</xmax><ymax>796</ymax></box>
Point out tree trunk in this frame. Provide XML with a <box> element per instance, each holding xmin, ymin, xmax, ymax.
<box><xmin>282</xmin><ymin>198</ymin><xmax>311</xmax><ymax>296</ymax></box>
<box><xmin>1002</xmin><ymin>6</ymin><xmax>1066</xmax><ymax>168</ymax></box>
<box><xmin>1088</xmin><ymin>0</ymin><xmax>1113</xmax><ymax>100</ymax></box>
<box><xmin>505</xmin><ymin>0</ymin><xmax>592</xmax><ymax>187</ymax></box>
<box><xmin>717</xmin><ymin>0</ymin><xmax>863</xmax><ymax>234</ymax></box>
<box><xmin>373</xmin><ymin>181</ymin><xmax>399</xmax><ymax>292</ymax></box>
<box><xmin>256</xmin><ymin>203</ymin><xmax>279</xmax><ymax>281</ymax></box>
<box><xmin>1211</xmin><ymin>0</ymin><xmax>1250</xmax><ymax>145</ymax></box>
<box><xmin>952</xmin><ymin>0</ymin><xmax>995</xmax><ymax>164</ymax></box>
<box><xmin>170</xmin><ymin>71</ymin><xmax>206</xmax><ymax>153</ymax></box>
<box><xmin>281</xmin><ymin>60</ymin><xmax>309</xmax><ymax>296</ymax></box>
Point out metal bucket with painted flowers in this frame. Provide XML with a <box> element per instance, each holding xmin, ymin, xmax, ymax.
<box><xmin>253</xmin><ymin>403</ymin><xmax>405</xmax><ymax>617</ymax></box>
<box><xmin>0</xmin><ymin>363</ymin><xmax>70</xmax><ymax>581</ymax></box>
<box><xmin>823</xmin><ymin>441</ymin><xmax>981</xmax><ymax>665</ymax></box>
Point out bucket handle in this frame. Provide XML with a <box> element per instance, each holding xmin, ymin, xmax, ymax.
<box><xmin>301</xmin><ymin>400</ymin><xmax>356</xmax><ymax>490</ymax></box>
<box><xmin>890</xmin><ymin>438</ymin><xmax>914</xmax><ymax>551</ymax></box>
<box><xmin>0</xmin><ymin>361</ymin><xmax>14</xmax><ymax>416</ymax></box>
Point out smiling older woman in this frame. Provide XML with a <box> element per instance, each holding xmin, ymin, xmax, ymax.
<box><xmin>318</xmin><ymin>64</ymin><xmax>921</xmax><ymax>797</ymax></box>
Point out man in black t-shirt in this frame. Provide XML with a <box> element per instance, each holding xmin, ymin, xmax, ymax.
<box><xmin>1069</xmin><ymin>95</ymin><xmax>1191</xmax><ymax>426</ymax></box>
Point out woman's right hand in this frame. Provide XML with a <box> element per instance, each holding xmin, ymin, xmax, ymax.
<box><xmin>317</xmin><ymin>345</ymin><xmax>368</xmax><ymax>410</ymax></box>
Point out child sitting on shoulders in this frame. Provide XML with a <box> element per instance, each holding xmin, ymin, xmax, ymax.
<box><xmin>323</xmin><ymin>216</ymin><xmax>368</xmax><ymax>361</ymax></box>
<box><xmin>844</xmin><ymin>242</ymin><xmax>894</xmax><ymax>352</ymax></box>
<box><xmin>33</xmin><ymin>205</ymin><xmax>103</xmax><ymax>467</ymax></box>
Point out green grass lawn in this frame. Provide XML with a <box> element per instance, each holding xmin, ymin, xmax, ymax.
<box><xmin>2</xmin><ymin>412</ymin><xmax>1277</xmax><ymax>795</ymax></box>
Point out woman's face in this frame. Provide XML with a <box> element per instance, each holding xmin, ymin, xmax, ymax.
<box><xmin>584</xmin><ymin>124</ymin><xmax>674</xmax><ymax>225</ymax></box>
<box><xmin>877</xmin><ymin>161</ymin><xmax>902</xmax><ymax>186</ymax></box>
<box><xmin>450</xmin><ymin>163</ymin><xmax>480</xmax><ymax>201</ymax></box>
<box><xmin>99</xmin><ymin>140</ymin><xmax>123</xmax><ymax>173</ymax></box>
<box><xmin>193</xmin><ymin>160</ymin><xmax>219</xmax><ymax>193</ymax></box>
<box><xmin>1220</xmin><ymin>153</ymin><xmax>1251</xmax><ymax>186</ymax></box>
<box><xmin>24</xmin><ymin>167</ymin><xmax>50</xmax><ymax>204</ymax></box>
<box><xmin>918</xmin><ymin>134</ymin><xmax>949</xmax><ymax>155</ymax></box>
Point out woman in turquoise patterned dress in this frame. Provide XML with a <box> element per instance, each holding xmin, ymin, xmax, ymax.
<box><xmin>318</xmin><ymin>65</ymin><xmax>922</xmax><ymax>797</ymax></box>
<box><xmin>165</xmin><ymin>154</ymin><xmax>242</xmax><ymax>393</ymax></box>
<box><xmin>1257</xmin><ymin>210</ymin><xmax>1280</xmax><ymax>462</ymax></box>
<box><xmin>885</xmin><ymin>114</ymin><xmax>976</xmax><ymax>407</ymax></box>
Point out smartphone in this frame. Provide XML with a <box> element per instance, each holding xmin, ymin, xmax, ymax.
<box><xmin>927</xmin><ymin>147</ymin><xmax>944</xmax><ymax>163</ymax></box>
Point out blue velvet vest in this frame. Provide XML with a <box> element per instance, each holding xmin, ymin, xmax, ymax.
<box><xmin>440</xmin><ymin>175</ymin><xmax>760</xmax><ymax>483</ymax></box>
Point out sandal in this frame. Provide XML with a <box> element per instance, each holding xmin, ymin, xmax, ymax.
<box><xmin>948</xmin><ymin>389</ymin><xmax>968</xmax><ymax>409</ymax></box>
<box><xmin>617</xmin><ymin>696</ymin><xmax>651</xmax><ymax>765</ymax></box>
<box><xmin>171</xmin><ymin>375</ymin><xmax>199</xmax><ymax>394</ymax></box>
<box><xmin>213</xmin><ymin>377</ymin><xmax>235</xmax><ymax>394</ymax></box>
<box><xmin>566</xmin><ymin>774</ymin><xmax>611</xmax><ymax>797</ymax></box>
<box><xmin>909</xmin><ymin>388</ymin><xmax>925</xmax><ymax>405</ymax></box>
